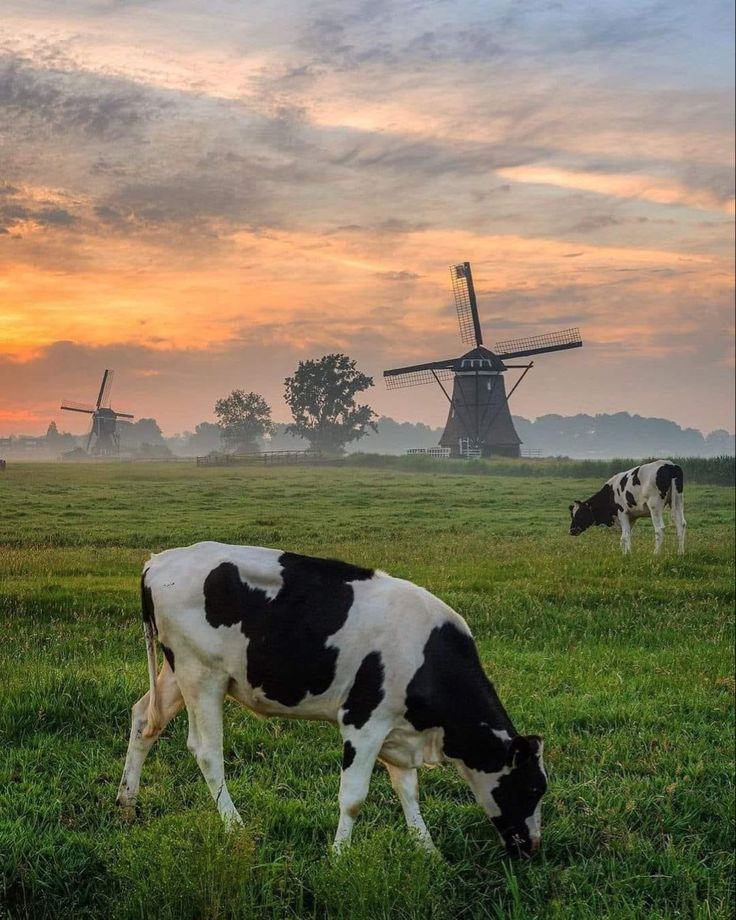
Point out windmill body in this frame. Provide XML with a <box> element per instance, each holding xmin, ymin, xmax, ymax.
<box><xmin>60</xmin><ymin>370</ymin><xmax>134</xmax><ymax>456</ymax></box>
<box><xmin>438</xmin><ymin>346</ymin><xmax>520</xmax><ymax>457</ymax></box>
<box><xmin>384</xmin><ymin>263</ymin><xmax>583</xmax><ymax>458</ymax></box>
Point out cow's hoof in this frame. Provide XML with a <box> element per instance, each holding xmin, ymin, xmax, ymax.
<box><xmin>116</xmin><ymin>799</ymin><xmax>139</xmax><ymax>822</ymax></box>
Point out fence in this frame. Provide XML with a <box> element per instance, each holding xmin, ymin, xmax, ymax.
<box><xmin>196</xmin><ymin>449</ymin><xmax>326</xmax><ymax>467</ymax></box>
<box><xmin>406</xmin><ymin>447</ymin><xmax>452</xmax><ymax>459</ymax></box>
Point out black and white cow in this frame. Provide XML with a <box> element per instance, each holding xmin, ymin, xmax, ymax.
<box><xmin>569</xmin><ymin>459</ymin><xmax>686</xmax><ymax>554</ymax></box>
<box><xmin>117</xmin><ymin>542</ymin><xmax>547</xmax><ymax>858</ymax></box>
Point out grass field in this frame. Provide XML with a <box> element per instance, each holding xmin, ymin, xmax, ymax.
<box><xmin>1</xmin><ymin>462</ymin><xmax>733</xmax><ymax>920</ymax></box>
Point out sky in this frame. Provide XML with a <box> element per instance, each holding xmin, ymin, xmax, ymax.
<box><xmin>1</xmin><ymin>0</ymin><xmax>734</xmax><ymax>437</ymax></box>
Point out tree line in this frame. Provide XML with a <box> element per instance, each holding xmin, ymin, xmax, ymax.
<box><xmin>8</xmin><ymin>350</ymin><xmax>733</xmax><ymax>459</ymax></box>
<box><xmin>212</xmin><ymin>353</ymin><xmax>377</xmax><ymax>455</ymax></box>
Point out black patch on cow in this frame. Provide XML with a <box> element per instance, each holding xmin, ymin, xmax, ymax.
<box><xmin>573</xmin><ymin>483</ymin><xmax>619</xmax><ymax>534</ymax></box>
<box><xmin>619</xmin><ymin>473</ymin><xmax>628</xmax><ymax>491</ymax></box>
<box><xmin>491</xmin><ymin>754</ymin><xmax>547</xmax><ymax>836</ymax></box>
<box><xmin>590</xmin><ymin>483</ymin><xmax>620</xmax><ymax>525</ymax></box>
<box><xmin>161</xmin><ymin>644</ymin><xmax>175</xmax><ymax>672</ymax></box>
<box><xmin>656</xmin><ymin>462</ymin><xmax>683</xmax><ymax>499</ymax></box>
<box><xmin>141</xmin><ymin>571</ymin><xmax>156</xmax><ymax>632</ymax></box>
<box><xmin>203</xmin><ymin>553</ymin><xmax>374</xmax><ymax>708</ymax></box>
<box><xmin>615</xmin><ymin>502</ymin><xmax>624</xmax><ymax>513</ymax></box>
<box><xmin>631</xmin><ymin>467</ymin><xmax>641</xmax><ymax>486</ymax></box>
<box><xmin>342</xmin><ymin>652</ymin><xmax>385</xmax><ymax>729</ymax></box>
<box><xmin>625</xmin><ymin>490</ymin><xmax>637</xmax><ymax>508</ymax></box>
<box><xmin>404</xmin><ymin>622</ymin><xmax>515</xmax><ymax>773</ymax></box>
<box><xmin>342</xmin><ymin>741</ymin><xmax>356</xmax><ymax>770</ymax></box>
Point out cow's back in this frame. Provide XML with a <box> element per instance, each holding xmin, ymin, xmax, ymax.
<box><xmin>143</xmin><ymin>542</ymin><xmax>463</xmax><ymax>721</ymax></box>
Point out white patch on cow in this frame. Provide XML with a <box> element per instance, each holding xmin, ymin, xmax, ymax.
<box><xmin>492</xmin><ymin>728</ymin><xmax>512</xmax><ymax>742</ymax></box>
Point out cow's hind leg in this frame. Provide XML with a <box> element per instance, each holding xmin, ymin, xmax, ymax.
<box><xmin>179</xmin><ymin>674</ymin><xmax>243</xmax><ymax>829</ymax></box>
<box><xmin>672</xmin><ymin>494</ymin><xmax>686</xmax><ymax>555</ymax></box>
<box><xmin>383</xmin><ymin>762</ymin><xmax>436</xmax><ymax>852</ymax></box>
<box><xmin>334</xmin><ymin>719</ymin><xmax>390</xmax><ymax>852</ymax></box>
<box><xmin>650</xmin><ymin>505</ymin><xmax>666</xmax><ymax>555</ymax></box>
<box><xmin>116</xmin><ymin>661</ymin><xmax>183</xmax><ymax>814</ymax></box>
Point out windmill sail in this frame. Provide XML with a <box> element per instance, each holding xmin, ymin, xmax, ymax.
<box><xmin>59</xmin><ymin>400</ymin><xmax>96</xmax><ymax>414</ymax></box>
<box><xmin>494</xmin><ymin>327</ymin><xmax>582</xmax><ymax>360</ymax></box>
<box><xmin>383</xmin><ymin>359</ymin><xmax>456</xmax><ymax>390</ymax></box>
<box><xmin>451</xmin><ymin>262</ymin><xmax>483</xmax><ymax>347</ymax></box>
<box><xmin>96</xmin><ymin>369</ymin><xmax>114</xmax><ymax>408</ymax></box>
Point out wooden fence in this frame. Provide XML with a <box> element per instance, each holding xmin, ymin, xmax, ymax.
<box><xmin>196</xmin><ymin>449</ymin><xmax>327</xmax><ymax>467</ymax></box>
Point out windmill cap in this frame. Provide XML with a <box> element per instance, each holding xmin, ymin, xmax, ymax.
<box><xmin>455</xmin><ymin>345</ymin><xmax>507</xmax><ymax>372</ymax></box>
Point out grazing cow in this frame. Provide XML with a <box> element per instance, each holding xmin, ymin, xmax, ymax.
<box><xmin>569</xmin><ymin>459</ymin><xmax>686</xmax><ymax>554</ymax></box>
<box><xmin>117</xmin><ymin>542</ymin><xmax>547</xmax><ymax>858</ymax></box>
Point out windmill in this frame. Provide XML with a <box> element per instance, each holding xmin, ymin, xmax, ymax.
<box><xmin>60</xmin><ymin>370</ymin><xmax>134</xmax><ymax>455</ymax></box>
<box><xmin>384</xmin><ymin>262</ymin><xmax>583</xmax><ymax>458</ymax></box>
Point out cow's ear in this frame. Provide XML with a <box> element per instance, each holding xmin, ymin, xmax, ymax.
<box><xmin>506</xmin><ymin>735</ymin><xmax>541</xmax><ymax>767</ymax></box>
<box><xmin>569</xmin><ymin>504</ymin><xmax>574</xmax><ymax>514</ymax></box>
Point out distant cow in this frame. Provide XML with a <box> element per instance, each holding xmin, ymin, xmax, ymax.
<box><xmin>569</xmin><ymin>459</ymin><xmax>686</xmax><ymax>554</ymax></box>
<box><xmin>117</xmin><ymin>543</ymin><xmax>547</xmax><ymax>858</ymax></box>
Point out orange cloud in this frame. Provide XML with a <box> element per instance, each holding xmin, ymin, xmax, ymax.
<box><xmin>497</xmin><ymin>166</ymin><xmax>736</xmax><ymax>214</ymax></box>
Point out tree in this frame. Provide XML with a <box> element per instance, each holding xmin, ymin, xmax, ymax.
<box><xmin>118</xmin><ymin>418</ymin><xmax>165</xmax><ymax>449</ymax></box>
<box><xmin>214</xmin><ymin>390</ymin><xmax>274</xmax><ymax>453</ymax></box>
<box><xmin>186</xmin><ymin>422</ymin><xmax>224</xmax><ymax>455</ymax></box>
<box><xmin>284</xmin><ymin>353</ymin><xmax>378</xmax><ymax>453</ymax></box>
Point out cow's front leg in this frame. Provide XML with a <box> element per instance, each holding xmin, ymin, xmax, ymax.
<box><xmin>333</xmin><ymin>721</ymin><xmax>389</xmax><ymax>852</ymax></box>
<box><xmin>619</xmin><ymin>512</ymin><xmax>632</xmax><ymax>554</ymax></box>
<box><xmin>384</xmin><ymin>762</ymin><xmax>436</xmax><ymax>852</ymax></box>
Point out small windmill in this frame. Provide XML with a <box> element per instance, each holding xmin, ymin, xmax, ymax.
<box><xmin>60</xmin><ymin>370</ymin><xmax>134</xmax><ymax>455</ymax></box>
<box><xmin>384</xmin><ymin>262</ymin><xmax>583</xmax><ymax>458</ymax></box>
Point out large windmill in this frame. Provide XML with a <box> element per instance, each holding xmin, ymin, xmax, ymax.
<box><xmin>60</xmin><ymin>370</ymin><xmax>134</xmax><ymax>455</ymax></box>
<box><xmin>384</xmin><ymin>262</ymin><xmax>583</xmax><ymax>458</ymax></box>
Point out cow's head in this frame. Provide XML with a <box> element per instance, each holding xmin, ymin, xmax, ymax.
<box><xmin>569</xmin><ymin>500</ymin><xmax>594</xmax><ymax>536</ymax></box>
<box><xmin>459</xmin><ymin>734</ymin><xmax>547</xmax><ymax>858</ymax></box>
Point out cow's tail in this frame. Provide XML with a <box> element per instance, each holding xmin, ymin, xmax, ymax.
<box><xmin>670</xmin><ymin>462</ymin><xmax>684</xmax><ymax>512</ymax></box>
<box><xmin>141</xmin><ymin>570</ymin><xmax>161</xmax><ymax>738</ymax></box>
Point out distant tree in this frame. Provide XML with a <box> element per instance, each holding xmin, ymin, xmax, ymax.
<box><xmin>46</xmin><ymin>421</ymin><xmax>61</xmax><ymax>444</ymax></box>
<box><xmin>136</xmin><ymin>441</ymin><xmax>173</xmax><ymax>459</ymax></box>
<box><xmin>186</xmin><ymin>421</ymin><xmax>225</xmax><ymax>455</ymax></box>
<box><xmin>705</xmin><ymin>429</ymin><xmax>735</xmax><ymax>455</ymax></box>
<box><xmin>214</xmin><ymin>390</ymin><xmax>274</xmax><ymax>453</ymax></box>
<box><xmin>284</xmin><ymin>353</ymin><xmax>377</xmax><ymax>453</ymax></box>
<box><xmin>118</xmin><ymin>418</ymin><xmax>165</xmax><ymax>449</ymax></box>
<box><xmin>45</xmin><ymin>420</ymin><xmax>81</xmax><ymax>451</ymax></box>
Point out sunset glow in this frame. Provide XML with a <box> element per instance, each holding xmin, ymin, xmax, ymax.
<box><xmin>1</xmin><ymin>1</ymin><xmax>733</xmax><ymax>435</ymax></box>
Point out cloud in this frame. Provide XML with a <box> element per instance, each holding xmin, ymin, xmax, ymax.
<box><xmin>497</xmin><ymin>165</ymin><xmax>736</xmax><ymax>214</ymax></box>
<box><xmin>0</xmin><ymin>58</ymin><xmax>168</xmax><ymax>139</ymax></box>
<box><xmin>0</xmin><ymin>0</ymin><xmax>733</xmax><ymax>434</ymax></box>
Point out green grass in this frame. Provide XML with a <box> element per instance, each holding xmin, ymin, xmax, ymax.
<box><xmin>0</xmin><ymin>462</ymin><xmax>733</xmax><ymax>920</ymax></box>
<box><xmin>344</xmin><ymin>453</ymin><xmax>736</xmax><ymax>486</ymax></box>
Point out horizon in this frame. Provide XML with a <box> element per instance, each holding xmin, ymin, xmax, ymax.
<box><xmin>5</xmin><ymin>407</ymin><xmax>733</xmax><ymax>443</ymax></box>
<box><xmin>1</xmin><ymin>1</ymin><xmax>734</xmax><ymax>437</ymax></box>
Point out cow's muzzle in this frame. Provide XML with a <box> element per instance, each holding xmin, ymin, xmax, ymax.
<box><xmin>504</xmin><ymin>831</ymin><xmax>540</xmax><ymax>859</ymax></box>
